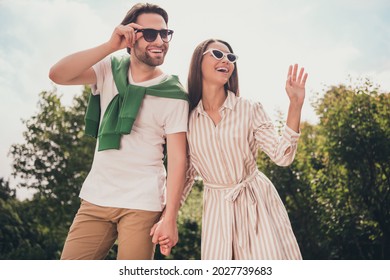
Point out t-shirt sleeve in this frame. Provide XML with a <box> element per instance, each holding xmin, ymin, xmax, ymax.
<box><xmin>91</xmin><ymin>56</ymin><xmax>111</xmax><ymax>96</ymax></box>
<box><xmin>164</xmin><ymin>99</ymin><xmax>189</xmax><ymax>134</ymax></box>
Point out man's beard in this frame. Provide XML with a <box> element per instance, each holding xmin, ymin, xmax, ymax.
<box><xmin>132</xmin><ymin>43</ymin><xmax>167</xmax><ymax>66</ymax></box>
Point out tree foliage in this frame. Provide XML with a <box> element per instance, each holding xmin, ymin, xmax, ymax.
<box><xmin>0</xmin><ymin>177</ymin><xmax>57</xmax><ymax>259</ymax></box>
<box><xmin>258</xmin><ymin>79</ymin><xmax>390</xmax><ymax>259</ymax></box>
<box><xmin>314</xmin><ymin>80</ymin><xmax>390</xmax><ymax>258</ymax></box>
<box><xmin>10</xmin><ymin>87</ymin><xmax>95</xmax><ymax>206</ymax></box>
<box><xmin>2</xmin><ymin>79</ymin><xmax>389</xmax><ymax>259</ymax></box>
<box><xmin>6</xmin><ymin>87</ymin><xmax>96</xmax><ymax>259</ymax></box>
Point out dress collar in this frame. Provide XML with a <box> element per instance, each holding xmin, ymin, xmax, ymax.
<box><xmin>194</xmin><ymin>90</ymin><xmax>238</xmax><ymax>117</ymax></box>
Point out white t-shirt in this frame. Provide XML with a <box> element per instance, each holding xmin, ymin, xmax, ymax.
<box><xmin>79</xmin><ymin>56</ymin><xmax>189</xmax><ymax>211</ymax></box>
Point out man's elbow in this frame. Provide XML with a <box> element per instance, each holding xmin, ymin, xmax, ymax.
<box><xmin>48</xmin><ymin>66</ymin><xmax>61</xmax><ymax>84</ymax></box>
<box><xmin>48</xmin><ymin>66</ymin><xmax>69</xmax><ymax>85</ymax></box>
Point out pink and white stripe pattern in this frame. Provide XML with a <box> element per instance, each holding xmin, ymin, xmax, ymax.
<box><xmin>181</xmin><ymin>91</ymin><xmax>302</xmax><ymax>260</ymax></box>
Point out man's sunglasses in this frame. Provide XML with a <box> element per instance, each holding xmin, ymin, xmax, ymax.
<box><xmin>135</xmin><ymin>28</ymin><xmax>174</xmax><ymax>43</ymax></box>
<box><xmin>202</xmin><ymin>48</ymin><xmax>238</xmax><ymax>63</ymax></box>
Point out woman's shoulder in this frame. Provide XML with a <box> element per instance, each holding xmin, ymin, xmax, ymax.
<box><xmin>228</xmin><ymin>91</ymin><xmax>263</xmax><ymax>110</ymax></box>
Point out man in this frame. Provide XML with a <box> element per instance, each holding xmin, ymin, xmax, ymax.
<box><xmin>49</xmin><ymin>3</ymin><xmax>188</xmax><ymax>260</ymax></box>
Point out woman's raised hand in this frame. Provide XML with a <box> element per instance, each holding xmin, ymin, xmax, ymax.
<box><xmin>285</xmin><ymin>64</ymin><xmax>308</xmax><ymax>106</ymax></box>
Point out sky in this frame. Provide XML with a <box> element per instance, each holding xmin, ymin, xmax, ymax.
<box><xmin>1</xmin><ymin>0</ymin><xmax>389</xmax><ymax>200</ymax></box>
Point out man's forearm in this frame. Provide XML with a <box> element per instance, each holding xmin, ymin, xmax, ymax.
<box><xmin>164</xmin><ymin>157</ymin><xmax>186</xmax><ymax>221</ymax></box>
<box><xmin>49</xmin><ymin>42</ymin><xmax>114</xmax><ymax>85</ymax></box>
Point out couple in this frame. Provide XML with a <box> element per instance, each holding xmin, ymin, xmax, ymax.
<box><xmin>49</xmin><ymin>3</ymin><xmax>307</xmax><ymax>260</ymax></box>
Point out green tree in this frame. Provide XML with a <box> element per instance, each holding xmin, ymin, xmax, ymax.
<box><xmin>314</xmin><ymin>79</ymin><xmax>390</xmax><ymax>258</ymax></box>
<box><xmin>257</xmin><ymin>122</ymin><xmax>331</xmax><ymax>259</ymax></box>
<box><xmin>9</xmin><ymin>87</ymin><xmax>96</xmax><ymax>259</ymax></box>
<box><xmin>0</xmin><ymin>177</ymin><xmax>15</xmax><ymax>201</ymax></box>
<box><xmin>0</xmin><ymin>178</ymin><xmax>53</xmax><ymax>259</ymax></box>
<box><xmin>258</xmin><ymin>79</ymin><xmax>390</xmax><ymax>259</ymax></box>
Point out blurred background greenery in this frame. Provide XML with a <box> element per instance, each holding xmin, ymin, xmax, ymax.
<box><xmin>1</xmin><ymin>79</ymin><xmax>389</xmax><ymax>259</ymax></box>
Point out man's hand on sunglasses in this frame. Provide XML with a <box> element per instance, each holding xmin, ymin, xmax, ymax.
<box><xmin>108</xmin><ymin>23</ymin><xmax>143</xmax><ymax>52</ymax></box>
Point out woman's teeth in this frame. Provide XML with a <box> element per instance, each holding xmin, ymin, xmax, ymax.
<box><xmin>216</xmin><ymin>67</ymin><xmax>228</xmax><ymax>73</ymax></box>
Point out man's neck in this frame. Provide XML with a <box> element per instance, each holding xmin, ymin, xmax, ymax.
<box><xmin>129</xmin><ymin>57</ymin><xmax>164</xmax><ymax>83</ymax></box>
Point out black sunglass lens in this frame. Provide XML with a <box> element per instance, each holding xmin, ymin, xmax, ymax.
<box><xmin>143</xmin><ymin>29</ymin><xmax>158</xmax><ymax>42</ymax></box>
<box><xmin>160</xmin><ymin>30</ymin><xmax>168</xmax><ymax>39</ymax></box>
<box><xmin>212</xmin><ymin>50</ymin><xmax>224</xmax><ymax>59</ymax></box>
<box><xmin>162</xmin><ymin>30</ymin><xmax>173</xmax><ymax>42</ymax></box>
<box><xmin>227</xmin><ymin>54</ymin><xmax>236</xmax><ymax>62</ymax></box>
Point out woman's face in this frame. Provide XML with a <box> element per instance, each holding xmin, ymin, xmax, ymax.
<box><xmin>201</xmin><ymin>42</ymin><xmax>235</xmax><ymax>88</ymax></box>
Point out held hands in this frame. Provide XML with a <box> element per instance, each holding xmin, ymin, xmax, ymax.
<box><xmin>285</xmin><ymin>64</ymin><xmax>308</xmax><ymax>107</ymax></box>
<box><xmin>107</xmin><ymin>23</ymin><xmax>144</xmax><ymax>52</ymax></box>
<box><xmin>156</xmin><ymin>235</ymin><xmax>173</xmax><ymax>256</ymax></box>
<box><xmin>150</xmin><ymin>217</ymin><xmax>178</xmax><ymax>256</ymax></box>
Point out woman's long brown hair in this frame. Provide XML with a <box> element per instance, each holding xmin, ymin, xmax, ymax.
<box><xmin>187</xmin><ymin>39</ymin><xmax>240</xmax><ymax>111</ymax></box>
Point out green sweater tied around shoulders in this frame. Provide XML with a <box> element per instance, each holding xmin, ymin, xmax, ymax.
<box><xmin>84</xmin><ymin>56</ymin><xmax>188</xmax><ymax>151</ymax></box>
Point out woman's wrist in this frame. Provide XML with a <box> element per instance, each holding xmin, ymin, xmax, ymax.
<box><xmin>289</xmin><ymin>100</ymin><xmax>304</xmax><ymax>109</ymax></box>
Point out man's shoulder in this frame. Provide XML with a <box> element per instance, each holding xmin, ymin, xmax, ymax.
<box><xmin>110</xmin><ymin>55</ymin><xmax>130</xmax><ymax>71</ymax></box>
<box><xmin>110</xmin><ymin>54</ymin><xmax>130</xmax><ymax>62</ymax></box>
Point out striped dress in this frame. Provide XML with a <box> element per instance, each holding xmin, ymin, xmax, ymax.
<box><xmin>181</xmin><ymin>91</ymin><xmax>302</xmax><ymax>260</ymax></box>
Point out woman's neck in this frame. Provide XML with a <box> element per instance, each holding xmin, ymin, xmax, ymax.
<box><xmin>202</xmin><ymin>84</ymin><xmax>227</xmax><ymax>111</ymax></box>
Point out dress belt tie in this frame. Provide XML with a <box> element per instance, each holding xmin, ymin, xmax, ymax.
<box><xmin>204</xmin><ymin>170</ymin><xmax>260</xmax><ymax>249</ymax></box>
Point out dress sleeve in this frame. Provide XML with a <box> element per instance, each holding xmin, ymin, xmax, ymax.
<box><xmin>180</xmin><ymin>153</ymin><xmax>197</xmax><ymax>206</ymax></box>
<box><xmin>251</xmin><ymin>101</ymin><xmax>300</xmax><ymax>166</ymax></box>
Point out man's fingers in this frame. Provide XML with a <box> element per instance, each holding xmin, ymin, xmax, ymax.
<box><xmin>127</xmin><ymin>22</ymin><xmax>144</xmax><ymax>30</ymax></box>
<box><xmin>151</xmin><ymin>232</ymin><xmax>159</xmax><ymax>244</ymax></box>
<box><xmin>117</xmin><ymin>24</ymin><xmax>141</xmax><ymax>47</ymax></box>
<box><xmin>158</xmin><ymin>235</ymin><xmax>170</xmax><ymax>245</ymax></box>
<box><xmin>160</xmin><ymin>245</ymin><xmax>172</xmax><ymax>256</ymax></box>
<box><xmin>159</xmin><ymin>239</ymin><xmax>170</xmax><ymax>246</ymax></box>
<box><xmin>150</xmin><ymin>223</ymin><xmax>158</xmax><ymax>236</ymax></box>
<box><xmin>158</xmin><ymin>235</ymin><xmax>169</xmax><ymax>241</ymax></box>
<box><xmin>127</xmin><ymin>23</ymin><xmax>143</xmax><ymax>45</ymax></box>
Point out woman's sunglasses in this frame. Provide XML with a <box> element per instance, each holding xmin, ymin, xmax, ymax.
<box><xmin>202</xmin><ymin>48</ymin><xmax>238</xmax><ymax>63</ymax></box>
<box><xmin>135</xmin><ymin>28</ymin><xmax>174</xmax><ymax>43</ymax></box>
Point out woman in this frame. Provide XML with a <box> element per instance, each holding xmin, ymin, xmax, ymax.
<box><xmin>162</xmin><ymin>39</ymin><xmax>308</xmax><ymax>259</ymax></box>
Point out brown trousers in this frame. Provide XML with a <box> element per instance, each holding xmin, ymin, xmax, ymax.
<box><xmin>61</xmin><ymin>200</ymin><xmax>161</xmax><ymax>260</ymax></box>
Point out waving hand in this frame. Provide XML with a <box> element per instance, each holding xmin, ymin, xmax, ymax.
<box><xmin>285</xmin><ymin>64</ymin><xmax>308</xmax><ymax>106</ymax></box>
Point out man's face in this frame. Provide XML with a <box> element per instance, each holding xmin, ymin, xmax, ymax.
<box><xmin>132</xmin><ymin>13</ymin><xmax>169</xmax><ymax>67</ymax></box>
